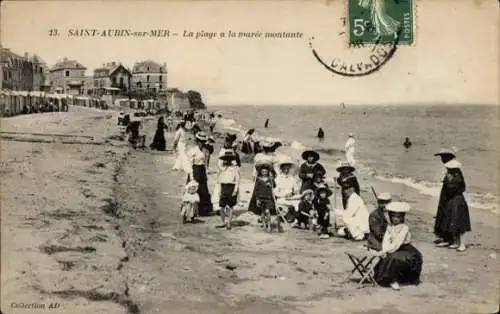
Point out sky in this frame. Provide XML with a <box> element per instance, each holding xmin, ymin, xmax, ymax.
<box><xmin>1</xmin><ymin>0</ymin><xmax>498</xmax><ymax>106</ymax></box>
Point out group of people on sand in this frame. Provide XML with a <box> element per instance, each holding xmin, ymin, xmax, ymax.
<box><xmin>119</xmin><ymin>111</ymin><xmax>471</xmax><ymax>292</ymax></box>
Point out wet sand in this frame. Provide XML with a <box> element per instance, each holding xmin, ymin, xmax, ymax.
<box><xmin>1</xmin><ymin>109</ymin><xmax>498</xmax><ymax>314</ymax></box>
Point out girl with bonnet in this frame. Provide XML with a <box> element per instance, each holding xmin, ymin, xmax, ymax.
<box><xmin>373</xmin><ymin>202</ymin><xmax>423</xmax><ymax>290</ymax></box>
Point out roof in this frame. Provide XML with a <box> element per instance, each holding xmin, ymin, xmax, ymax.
<box><xmin>50</xmin><ymin>59</ymin><xmax>87</xmax><ymax>71</ymax></box>
<box><xmin>94</xmin><ymin>63</ymin><xmax>131</xmax><ymax>77</ymax></box>
<box><xmin>132</xmin><ymin>60</ymin><xmax>166</xmax><ymax>73</ymax></box>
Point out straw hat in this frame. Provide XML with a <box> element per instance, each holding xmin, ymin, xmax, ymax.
<box><xmin>348</xmin><ymin>133</ymin><xmax>354</xmax><ymax>137</ymax></box>
<box><xmin>301</xmin><ymin>150</ymin><xmax>320</xmax><ymax>162</ymax></box>
<box><xmin>444</xmin><ymin>159</ymin><xmax>462</xmax><ymax>169</ymax></box>
<box><xmin>219</xmin><ymin>150</ymin><xmax>237</xmax><ymax>161</ymax></box>
<box><xmin>386</xmin><ymin>201</ymin><xmax>410</xmax><ymax>213</ymax></box>
<box><xmin>434</xmin><ymin>148</ymin><xmax>456</xmax><ymax>158</ymax></box>
<box><xmin>377</xmin><ymin>192</ymin><xmax>392</xmax><ymax>202</ymax></box>
<box><xmin>195</xmin><ymin>132</ymin><xmax>209</xmax><ymax>142</ymax></box>
<box><xmin>301</xmin><ymin>189</ymin><xmax>315</xmax><ymax>198</ymax></box>
<box><xmin>336</xmin><ymin>162</ymin><xmax>355</xmax><ymax>173</ymax></box>
<box><xmin>277</xmin><ymin>156</ymin><xmax>294</xmax><ymax>168</ymax></box>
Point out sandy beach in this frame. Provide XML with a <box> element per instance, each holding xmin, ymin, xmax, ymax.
<box><xmin>1</xmin><ymin>109</ymin><xmax>498</xmax><ymax>314</ymax></box>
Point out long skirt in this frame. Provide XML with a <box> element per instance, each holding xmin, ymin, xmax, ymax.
<box><xmin>374</xmin><ymin>243</ymin><xmax>423</xmax><ymax>286</ymax></box>
<box><xmin>150</xmin><ymin>129</ymin><xmax>166</xmax><ymax>151</ymax></box>
<box><xmin>173</xmin><ymin>142</ymin><xmax>190</xmax><ymax>172</ymax></box>
<box><xmin>190</xmin><ymin>165</ymin><xmax>213</xmax><ymax>216</ymax></box>
<box><xmin>434</xmin><ymin>195</ymin><xmax>471</xmax><ymax>240</ymax></box>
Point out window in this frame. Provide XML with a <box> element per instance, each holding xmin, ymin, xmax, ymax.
<box><xmin>94</xmin><ymin>80</ymin><xmax>98</xmax><ymax>87</ymax></box>
<box><xmin>40</xmin><ymin>68</ymin><xmax>43</xmax><ymax>73</ymax></box>
<box><xmin>65</xmin><ymin>70</ymin><xmax>70</xmax><ymax>77</ymax></box>
<box><xmin>120</xmin><ymin>77</ymin><xmax>124</xmax><ymax>86</ymax></box>
<box><xmin>147</xmin><ymin>67</ymin><xmax>150</xmax><ymax>71</ymax></box>
<box><xmin>112</xmin><ymin>77</ymin><xmax>116</xmax><ymax>85</ymax></box>
<box><xmin>3</xmin><ymin>71</ymin><xmax>8</xmax><ymax>81</ymax></box>
<box><xmin>159</xmin><ymin>75</ymin><xmax>162</xmax><ymax>82</ymax></box>
<box><xmin>147</xmin><ymin>75</ymin><xmax>150</xmax><ymax>82</ymax></box>
<box><xmin>137</xmin><ymin>82</ymin><xmax>142</xmax><ymax>88</ymax></box>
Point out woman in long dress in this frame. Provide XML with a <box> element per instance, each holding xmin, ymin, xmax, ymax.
<box><xmin>172</xmin><ymin>122</ymin><xmax>190</xmax><ymax>173</ymax></box>
<box><xmin>150</xmin><ymin>116</ymin><xmax>168</xmax><ymax>151</ymax></box>
<box><xmin>186</xmin><ymin>132</ymin><xmax>213</xmax><ymax>216</ymax></box>
<box><xmin>433</xmin><ymin>150</ymin><xmax>471</xmax><ymax>252</ymax></box>
<box><xmin>373</xmin><ymin>202</ymin><xmax>423</xmax><ymax>290</ymax></box>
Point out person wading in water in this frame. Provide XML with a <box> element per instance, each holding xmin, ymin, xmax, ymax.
<box><xmin>317</xmin><ymin>128</ymin><xmax>325</xmax><ymax>142</ymax></box>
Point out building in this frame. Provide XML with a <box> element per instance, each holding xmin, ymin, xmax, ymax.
<box><xmin>131</xmin><ymin>60</ymin><xmax>167</xmax><ymax>93</ymax></box>
<box><xmin>82</xmin><ymin>76</ymin><xmax>94</xmax><ymax>96</ymax></box>
<box><xmin>49</xmin><ymin>57</ymin><xmax>86</xmax><ymax>94</ymax></box>
<box><xmin>31</xmin><ymin>54</ymin><xmax>48</xmax><ymax>92</ymax></box>
<box><xmin>0</xmin><ymin>47</ymin><xmax>34</xmax><ymax>91</ymax></box>
<box><xmin>93</xmin><ymin>62</ymin><xmax>132</xmax><ymax>96</ymax></box>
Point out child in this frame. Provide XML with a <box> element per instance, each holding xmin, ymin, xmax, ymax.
<box><xmin>248</xmin><ymin>163</ymin><xmax>276</xmax><ymax>228</ymax></box>
<box><xmin>216</xmin><ymin>151</ymin><xmax>240</xmax><ymax>230</ymax></box>
<box><xmin>295</xmin><ymin>189</ymin><xmax>315</xmax><ymax>229</ymax></box>
<box><xmin>299</xmin><ymin>150</ymin><xmax>326</xmax><ymax>193</ymax></box>
<box><xmin>314</xmin><ymin>184</ymin><xmax>333</xmax><ymax>239</ymax></box>
<box><xmin>181</xmin><ymin>180</ymin><xmax>200</xmax><ymax>223</ymax></box>
<box><xmin>312</xmin><ymin>171</ymin><xmax>328</xmax><ymax>193</ymax></box>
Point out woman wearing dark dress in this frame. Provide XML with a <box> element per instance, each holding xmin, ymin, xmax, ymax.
<box><xmin>186</xmin><ymin>132</ymin><xmax>213</xmax><ymax>216</ymax></box>
<box><xmin>433</xmin><ymin>149</ymin><xmax>471</xmax><ymax>252</ymax></box>
<box><xmin>335</xmin><ymin>162</ymin><xmax>361</xmax><ymax>209</ymax></box>
<box><xmin>298</xmin><ymin>150</ymin><xmax>326</xmax><ymax>193</ymax></box>
<box><xmin>373</xmin><ymin>202</ymin><xmax>423</xmax><ymax>291</ymax></box>
<box><xmin>150</xmin><ymin>116</ymin><xmax>168</xmax><ymax>151</ymax></box>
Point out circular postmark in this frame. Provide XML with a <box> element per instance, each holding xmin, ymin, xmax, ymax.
<box><xmin>309</xmin><ymin>30</ymin><xmax>401</xmax><ymax>77</ymax></box>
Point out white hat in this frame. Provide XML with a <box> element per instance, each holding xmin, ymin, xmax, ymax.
<box><xmin>444</xmin><ymin>159</ymin><xmax>462</xmax><ymax>169</ymax></box>
<box><xmin>277</xmin><ymin>156</ymin><xmax>294</xmax><ymax>167</ymax></box>
<box><xmin>186</xmin><ymin>180</ymin><xmax>199</xmax><ymax>191</ymax></box>
<box><xmin>261</xmin><ymin>140</ymin><xmax>274</xmax><ymax>148</ymax></box>
<box><xmin>434</xmin><ymin>148</ymin><xmax>456</xmax><ymax>158</ymax></box>
<box><xmin>377</xmin><ymin>192</ymin><xmax>392</xmax><ymax>201</ymax></box>
<box><xmin>386</xmin><ymin>201</ymin><xmax>410</xmax><ymax>213</ymax></box>
<box><xmin>348</xmin><ymin>133</ymin><xmax>354</xmax><ymax>137</ymax></box>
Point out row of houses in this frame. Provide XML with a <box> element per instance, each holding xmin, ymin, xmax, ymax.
<box><xmin>0</xmin><ymin>45</ymin><xmax>193</xmax><ymax>111</ymax></box>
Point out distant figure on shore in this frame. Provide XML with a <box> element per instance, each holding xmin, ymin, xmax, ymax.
<box><xmin>317</xmin><ymin>128</ymin><xmax>325</xmax><ymax>142</ymax></box>
<box><xmin>208</xmin><ymin>114</ymin><xmax>217</xmax><ymax>133</ymax></box>
<box><xmin>345</xmin><ymin>133</ymin><xmax>356</xmax><ymax>166</ymax></box>
<box><xmin>172</xmin><ymin>122</ymin><xmax>190</xmax><ymax>173</ymax></box>
<box><xmin>150</xmin><ymin>116</ymin><xmax>168</xmax><ymax>151</ymax></box>
<box><xmin>264</xmin><ymin>119</ymin><xmax>270</xmax><ymax>128</ymax></box>
<box><xmin>433</xmin><ymin>149</ymin><xmax>471</xmax><ymax>252</ymax></box>
<box><xmin>403</xmin><ymin>137</ymin><xmax>412</xmax><ymax>149</ymax></box>
<box><xmin>126</xmin><ymin>119</ymin><xmax>145</xmax><ymax>149</ymax></box>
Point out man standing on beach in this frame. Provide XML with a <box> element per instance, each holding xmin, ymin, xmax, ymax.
<box><xmin>345</xmin><ymin>133</ymin><xmax>356</xmax><ymax>166</ymax></box>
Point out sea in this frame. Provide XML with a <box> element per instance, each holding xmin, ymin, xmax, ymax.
<box><xmin>213</xmin><ymin>104</ymin><xmax>500</xmax><ymax>214</ymax></box>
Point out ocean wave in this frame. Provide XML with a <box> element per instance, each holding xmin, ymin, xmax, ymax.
<box><xmin>374</xmin><ymin>174</ymin><xmax>499</xmax><ymax>214</ymax></box>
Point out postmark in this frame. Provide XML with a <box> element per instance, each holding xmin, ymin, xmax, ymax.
<box><xmin>348</xmin><ymin>0</ymin><xmax>414</xmax><ymax>45</ymax></box>
<box><xmin>309</xmin><ymin>0</ymin><xmax>413</xmax><ymax>77</ymax></box>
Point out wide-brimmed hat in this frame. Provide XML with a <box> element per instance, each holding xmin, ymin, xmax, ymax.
<box><xmin>301</xmin><ymin>189</ymin><xmax>315</xmax><ymax>198</ymax></box>
<box><xmin>277</xmin><ymin>156</ymin><xmax>294</xmax><ymax>168</ymax></box>
<box><xmin>301</xmin><ymin>150</ymin><xmax>320</xmax><ymax>162</ymax></box>
<box><xmin>377</xmin><ymin>192</ymin><xmax>392</xmax><ymax>202</ymax></box>
<box><xmin>219</xmin><ymin>150</ymin><xmax>237</xmax><ymax>161</ymax></box>
<box><xmin>195</xmin><ymin>132</ymin><xmax>209</xmax><ymax>142</ymax></box>
<box><xmin>316</xmin><ymin>184</ymin><xmax>333</xmax><ymax>197</ymax></box>
<box><xmin>444</xmin><ymin>159</ymin><xmax>462</xmax><ymax>169</ymax></box>
<box><xmin>386</xmin><ymin>201</ymin><xmax>410</xmax><ymax>213</ymax></box>
<box><xmin>434</xmin><ymin>148</ymin><xmax>456</xmax><ymax>158</ymax></box>
<box><xmin>336</xmin><ymin>162</ymin><xmax>355</xmax><ymax>173</ymax></box>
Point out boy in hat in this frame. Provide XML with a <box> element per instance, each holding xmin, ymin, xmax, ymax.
<box><xmin>216</xmin><ymin>151</ymin><xmax>240</xmax><ymax>230</ymax></box>
<box><xmin>335</xmin><ymin>162</ymin><xmax>361</xmax><ymax>209</ymax></box>
<box><xmin>299</xmin><ymin>150</ymin><xmax>326</xmax><ymax>193</ymax></box>
<box><xmin>295</xmin><ymin>189</ymin><xmax>315</xmax><ymax>229</ymax></box>
<box><xmin>335</xmin><ymin>179</ymin><xmax>369</xmax><ymax>241</ymax></box>
<box><xmin>367</xmin><ymin>192</ymin><xmax>392</xmax><ymax>251</ymax></box>
<box><xmin>314</xmin><ymin>184</ymin><xmax>333</xmax><ymax>239</ymax></box>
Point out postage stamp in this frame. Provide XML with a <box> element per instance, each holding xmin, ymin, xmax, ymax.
<box><xmin>348</xmin><ymin>0</ymin><xmax>414</xmax><ymax>45</ymax></box>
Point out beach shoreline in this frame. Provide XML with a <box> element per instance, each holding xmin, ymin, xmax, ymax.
<box><xmin>1</xmin><ymin>109</ymin><xmax>498</xmax><ymax>314</ymax></box>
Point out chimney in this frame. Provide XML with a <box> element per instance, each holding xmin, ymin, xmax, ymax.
<box><xmin>63</xmin><ymin>57</ymin><xmax>68</xmax><ymax>62</ymax></box>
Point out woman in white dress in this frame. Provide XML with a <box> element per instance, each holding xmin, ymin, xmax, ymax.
<box><xmin>172</xmin><ymin>122</ymin><xmax>190</xmax><ymax>173</ymax></box>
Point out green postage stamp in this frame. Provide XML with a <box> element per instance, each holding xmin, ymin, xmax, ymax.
<box><xmin>348</xmin><ymin>0</ymin><xmax>414</xmax><ymax>45</ymax></box>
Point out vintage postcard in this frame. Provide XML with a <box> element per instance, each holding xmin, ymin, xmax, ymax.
<box><xmin>1</xmin><ymin>1</ymin><xmax>498</xmax><ymax>313</ymax></box>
